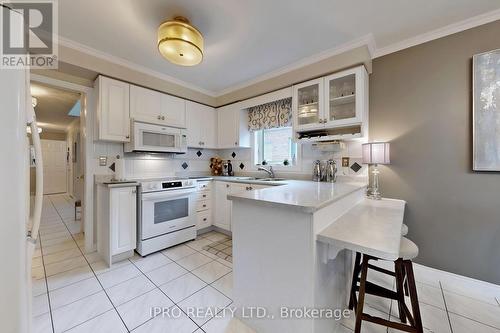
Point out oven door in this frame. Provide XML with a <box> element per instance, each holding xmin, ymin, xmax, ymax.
<box><xmin>141</xmin><ymin>188</ymin><xmax>196</xmax><ymax>240</ymax></box>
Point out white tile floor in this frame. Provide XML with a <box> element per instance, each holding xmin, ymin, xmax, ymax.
<box><xmin>33</xmin><ymin>195</ymin><xmax>500</xmax><ymax>333</ymax></box>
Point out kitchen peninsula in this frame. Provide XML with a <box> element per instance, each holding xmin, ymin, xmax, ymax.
<box><xmin>228</xmin><ymin>180</ymin><xmax>405</xmax><ymax>333</ymax></box>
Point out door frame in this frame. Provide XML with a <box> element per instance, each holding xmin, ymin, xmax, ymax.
<box><xmin>31</xmin><ymin>74</ymin><xmax>96</xmax><ymax>252</ymax></box>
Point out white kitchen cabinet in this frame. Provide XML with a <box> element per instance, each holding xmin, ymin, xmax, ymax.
<box><xmin>214</xmin><ymin>181</ymin><xmax>271</xmax><ymax>232</ymax></box>
<box><xmin>195</xmin><ymin>180</ymin><xmax>213</xmax><ymax>230</ymax></box>
<box><xmin>130</xmin><ymin>85</ymin><xmax>186</xmax><ymax>128</ymax></box>
<box><xmin>95</xmin><ymin>76</ymin><xmax>131</xmax><ymax>142</ymax></box>
<box><xmin>97</xmin><ymin>184</ymin><xmax>137</xmax><ymax>266</ymax></box>
<box><xmin>215</xmin><ymin>181</ymin><xmax>232</xmax><ymax>231</ymax></box>
<box><xmin>292</xmin><ymin>65</ymin><xmax>368</xmax><ymax>140</ymax></box>
<box><xmin>130</xmin><ymin>85</ymin><xmax>162</xmax><ymax>124</ymax></box>
<box><xmin>217</xmin><ymin>103</ymin><xmax>251</xmax><ymax>149</ymax></box>
<box><xmin>186</xmin><ymin>101</ymin><xmax>217</xmax><ymax>148</ymax></box>
<box><xmin>160</xmin><ymin>93</ymin><xmax>186</xmax><ymax>128</ymax></box>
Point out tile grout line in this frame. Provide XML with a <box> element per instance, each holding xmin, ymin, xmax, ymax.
<box><xmin>37</xmin><ymin>216</ymin><xmax>56</xmax><ymax>333</ymax></box>
<box><xmin>126</xmin><ymin>257</ymin><xmax>203</xmax><ymax>332</ymax></box>
<box><xmin>439</xmin><ymin>281</ymin><xmax>454</xmax><ymax>333</ymax></box>
<box><xmin>48</xmin><ymin>194</ymin><xmax>131</xmax><ymax>333</ymax></box>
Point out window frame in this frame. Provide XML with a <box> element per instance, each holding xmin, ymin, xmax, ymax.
<box><xmin>251</xmin><ymin>126</ymin><xmax>302</xmax><ymax>172</ymax></box>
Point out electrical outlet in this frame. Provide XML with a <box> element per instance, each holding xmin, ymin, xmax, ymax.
<box><xmin>342</xmin><ymin>157</ymin><xmax>350</xmax><ymax>167</ymax></box>
<box><xmin>99</xmin><ymin>156</ymin><xmax>107</xmax><ymax>166</ymax></box>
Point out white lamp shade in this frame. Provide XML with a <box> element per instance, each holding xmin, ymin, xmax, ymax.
<box><xmin>362</xmin><ymin>142</ymin><xmax>390</xmax><ymax>164</ymax></box>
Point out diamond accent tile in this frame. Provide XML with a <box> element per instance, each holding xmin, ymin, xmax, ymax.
<box><xmin>196</xmin><ymin>150</ymin><xmax>202</xmax><ymax>157</ymax></box>
<box><xmin>239</xmin><ymin>163</ymin><xmax>245</xmax><ymax>170</ymax></box>
<box><xmin>231</xmin><ymin>152</ymin><xmax>236</xmax><ymax>158</ymax></box>
<box><xmin>350</xmin><ymin>162</ymin><xmax>362</xmax><ymax>173</ymax></box>
<box><xmin>181</xmin><ymin>162</ymin><xmax>189</xmax><ymax>169</ymax></box>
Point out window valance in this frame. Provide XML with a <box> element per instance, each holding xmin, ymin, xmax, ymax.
<box><xmin>247</xmin><ymin>97</ymin><xmax>292</xmax><ymax>131</ymax></box>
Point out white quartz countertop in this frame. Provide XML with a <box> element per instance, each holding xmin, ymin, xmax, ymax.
<box><xmin>317</xmin><ymin>198</ymin><xmax>406</xmax><ymax>260</ymax></box>
<box><xmin>227</xmin><ymin>180</ymin><xmax>367</xmax><ymax>213</ymax></box>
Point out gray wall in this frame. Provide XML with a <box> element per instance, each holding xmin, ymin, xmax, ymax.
<box><xmin>370</xmin><ymin>20</ymin><xmax>500</xmax><ymax>284</ymax></box>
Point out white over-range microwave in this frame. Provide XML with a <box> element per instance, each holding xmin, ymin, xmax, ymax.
<box><xmin>124</xmin><ymin>121</ymin><xmax>188</xmax><ymax>154</ymax></box>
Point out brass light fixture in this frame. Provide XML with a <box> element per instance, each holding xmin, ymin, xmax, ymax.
<box><xmin>157</xmin><ymin>16</ymin><xmax>203</xmax><ymax>66</ymax></box>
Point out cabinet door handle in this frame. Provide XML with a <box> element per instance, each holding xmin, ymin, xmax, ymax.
<box><xmin>126</xmin><ymin>135</ymin><xmax>130</xmax><ymax>139</ymax></box>
<box><xmin>202</xmin><ymin>194</ymin><xmax>206</xmax><ymax>198</ymax></box>
<box><xmin>226</xmin><ymin>184</ymin><xmax>230</xmax><ymax>188</ymax></box>
<box><xmin>203</xmin><ymin>218</ymin><xmax>207</xmax><ymax>221</ymax></box>
<box><xmin>249</xmin><ymin>186</ymin><xmax>253</xmax><ymax>190</ymax></box>
<box><xmin>203</xmin><ymin>204</ymin><xmax>206</xmax><ymax>208</ymax></box>
<box><xmin>157</xmin><ymin>115</ymin><xmax>161</xmax><ymax>120</ymax></box>
<box><xmin>235</xmin><ymin>142</ymin><xmax>238</xmax><ymax>145</ymax></box>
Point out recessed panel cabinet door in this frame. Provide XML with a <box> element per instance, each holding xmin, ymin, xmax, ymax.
<box><xmin>186</xmin><ymin>101</ymin><xmax>217</xmax><ymax>148</ymax></box>
<box><xmin>215</xmin><ymin>182</ymin><xmax>231</xmax><ymax>231</ymax></box>
<box><xmin>98</xmin><ymin>76</ymin><xmax>130</xmax><ymax>142</ymax></box>
<box><xmin>217</xmin><ymin>105</ymin><xmax>239</xmax><ymax>149</ymax></box>
<box><xmin>130</xmin><ymin>85</ymin><xmax>162</xmax><ymax>124</ymax></box>
<box><xmin>110</xmin><ymin>187</ymin><xmax>137</xmax><ymax>255</ymax></box>
<box><xmin>161</xmin><ymin>94</ymin><xmax>186</xmax><ymax>128</ymax></box>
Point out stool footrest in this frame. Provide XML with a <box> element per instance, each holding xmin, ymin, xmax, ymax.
<box><xmin>361</xmin><ymin>314</ymin><xmax>418</xmax><ymax>333</ymax></box>
<box><xmin>354</xmin><ymin>281</ymin><xmax>398</xmax><ymax>300</ymax></box>
<box><xmin>367</xmin><ymin>264</ymin><xmax>396</xmax><ymax>277</ymax></box>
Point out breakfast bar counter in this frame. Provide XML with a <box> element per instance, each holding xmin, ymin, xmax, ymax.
<box><xmin>228</xmin><ymin>181</ymin><xmax>405</xmax><ymax>333</ymax></box>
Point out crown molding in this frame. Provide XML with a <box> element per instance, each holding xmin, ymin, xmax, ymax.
<box><xmin>374</xmin><ymin>8</ymin><xmax>500</xmax><ymax>58</ymax></box>
<box><xmin>57</xmin><ymin>37</ymin><xmax>218</xmax><ymax>97</ymax></box>
<box><xmin>214</xmin><ymin>34</ymin><xmax>376</xmax><ymax>97</ymax></box>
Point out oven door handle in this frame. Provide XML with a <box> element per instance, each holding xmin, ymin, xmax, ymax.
<box><xmin>141</xmin><ymin>188</ymin><xmax>196</xmax><ymax>201</ymax></box>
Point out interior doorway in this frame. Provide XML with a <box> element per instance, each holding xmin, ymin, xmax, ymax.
<box><xmin>41</xmin><ymin>139</ymin><xmax>67</xmax><ymax>194</ymax></box>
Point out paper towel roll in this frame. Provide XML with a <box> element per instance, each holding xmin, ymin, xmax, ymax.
<box><xmin>115</xmin><ymin>157</ymin><xmax>125</xmax><ymax>181</ymax></box>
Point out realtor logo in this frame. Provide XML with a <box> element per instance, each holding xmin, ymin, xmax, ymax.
<box><xmin>1</xmin><ymin>1</ymin><xmax>58</xmax><ymax>68</ymax></box>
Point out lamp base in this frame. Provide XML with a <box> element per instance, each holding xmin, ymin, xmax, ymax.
<box><xmin>366</xmin><ymin>164</ymin><xmax>383</xmax><ymax>200</ymax></box>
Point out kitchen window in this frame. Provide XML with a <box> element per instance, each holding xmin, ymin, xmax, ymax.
<box><xmin>254</xmin><ymin>127</ymin><xmax>298</xmax><ymax>167</ymax></box>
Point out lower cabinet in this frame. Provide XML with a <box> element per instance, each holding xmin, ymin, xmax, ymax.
<box><xmin>195</xmin><ymin>181</ymin><xmax>213</xmax><ymax>230</ymax></box>
<box><xmin>97</xmin><ymin>184</ymin><xmax>137</xmax><ymax>266</ymax></box>
<box><xmin>214</xmin><ymin>181</ymin><xmax>270</xmax><ymax>232</ymax></box>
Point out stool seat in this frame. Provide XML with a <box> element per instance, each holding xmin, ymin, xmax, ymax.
<box><xmin>401</xmin><ymin>224</ymin><xmax>408</xmax><ymax>236</ymax></box>
<box><xmin>400</xmin><ymin>237</ymin><xmax>418</xmax><ymax>260</ymax></box>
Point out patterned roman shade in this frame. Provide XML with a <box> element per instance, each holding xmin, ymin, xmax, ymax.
<box><xmin>247</xmin><ymin>97</ymin><xmax>292</xmax><ymax>131</ymax></box>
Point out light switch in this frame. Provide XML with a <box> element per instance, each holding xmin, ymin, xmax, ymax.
<box><xmin>99</xmin><ymin>156</ymin><xmax>107</xmax><ymax>166</ymax></box>
<box><xmin>342</xmin><ymin>157</ymin><xmax>350</xmax><ymax>167</ymax></box>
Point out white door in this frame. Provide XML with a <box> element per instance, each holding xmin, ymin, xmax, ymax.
<box><xmin>110</xmin><ymin>187</ymin><xmax>137</xmax><ymax>255</ymax></box>
<box><xmin>98</xmin><ymin>76</ymin><xmax>130</xmax><ymax>142</ymax></box>
<box><xmin>217</xmin><ymin>105</ymin><xmax>238</xmax><ymax>149</ymax></box>
<box><xmin>215</xmin><ymin>182</ymin><xmax>231</xmax><ymax>230</ymax></box>
<box><xmin>160</xmin><ymin>93</ymin><xmax>186</xmax><ymax>128</ymax></box>
<box><xmin>42</xmin><ymin>139</ymin><xmax>67</xmax><ymax>194</ymax></box>
<box><xmin>202</xmin><ymin>106</ymin><xmax>217</xmax><ymax>148</ymax></box>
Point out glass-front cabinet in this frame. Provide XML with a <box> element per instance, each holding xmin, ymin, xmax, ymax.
<box><xmin>292</xmin><ymin>78</ymin><xmax>324</xmax><ymax>131</ymax></box>
<box><xmin>292</xmin><ymin>65</ymin><xmax>368</xmax><ymax>134</ymax></box>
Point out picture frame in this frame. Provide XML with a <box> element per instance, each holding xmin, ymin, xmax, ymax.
<box><xmin>472</xmin><ymin>49</ymin><xmax>500</xmax><ymax>171</ymax></box>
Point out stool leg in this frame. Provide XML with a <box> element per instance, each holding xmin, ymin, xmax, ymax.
<box><xmin>404</xmin><ymin>260</ymin><xmax>424</xmax><ymax>333</ymax></box>
<box><xmin>354</xmin><ymin>255</ymin><xmax>369</xmax><ymax>333</ymax></box>
<box><xmin>394</xmin><ymin>259</ymin><xmax>407</xmax><ymax>324</ymax></box>
<box><xmin>349</xmin><ymin>252</ymin><xmax>362</xmax><ymax>310</ymax></box>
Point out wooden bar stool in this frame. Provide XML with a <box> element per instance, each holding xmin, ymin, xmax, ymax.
<box><xmin>349</xmin><ymin>237</ymin><xmax>423</xmax><ymax>333</ymax></box>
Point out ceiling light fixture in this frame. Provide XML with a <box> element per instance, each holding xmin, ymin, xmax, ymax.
<box><xmin>157</xmin><ymin>16</ymin><xmax>203</xmax><ymax>66</ymax></box>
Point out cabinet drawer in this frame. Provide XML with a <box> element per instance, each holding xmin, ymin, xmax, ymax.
<box><xmin>196</xmin><ymin>191</ymin><xmax>211</xmax><ymax>201</ymax></box>
<box><xmin>197</xmin><ymin>210</ymin><xmax>212</xmax><ymax>228</ymax></box>
<box><xmin>197</xmin><ymin>181</ymin><xmax>212</xmax><ymax>191</ymax></box>
<box><xmin>196</xmin><ymin>199</ymin><xmax>211</xmax><ymax>212</ymax></box>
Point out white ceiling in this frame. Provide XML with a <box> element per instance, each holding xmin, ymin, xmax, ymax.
<box><xmin>30</xmin><ymin>82</ymin><xmax>81</xmax><ymax>132</ymax></box>
<box><xmin>58</xmin><ymin>0</ymin><xmax>500</xmax><ymax>94</ymax></box>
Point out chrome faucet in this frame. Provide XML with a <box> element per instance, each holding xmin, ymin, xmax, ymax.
<box><xmin>258</xmin><ymin>165</ymin><xmax>275</xmax><ymax>178</ymax></box>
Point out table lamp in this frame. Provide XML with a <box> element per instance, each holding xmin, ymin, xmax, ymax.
<box><xmin>362</xmin><ymin>142</ymin><xmax>390</xmax><ymax>200</ymax></box>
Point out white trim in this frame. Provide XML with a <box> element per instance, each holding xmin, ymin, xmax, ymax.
<box><xmin>30</xmin><ymin>73</ymin><xmax>93</xmax><ymax>93</ymax></box>
<box><xmin>215</xmin><ymin>34</ymin><xmax>376</xmax><ymax>97</ymax></box>
<box><xmin>57</xmin><ymin>37</ymin><xmax>218</xmax><ymax>97</ymax></box>
<box><xmin>239</xmin><ymin>87</ymin><xmax>292</xmax><ymax>110</ymax></box>
<box><xmin>374</xmin><ymin>8</ymin><xmax>500</xmax><ymax>58</ymax></box>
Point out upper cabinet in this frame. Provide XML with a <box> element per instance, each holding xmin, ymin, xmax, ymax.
<box><xmin>217</xmin><ymin>103</ymin><xmax>251</xmax><ymax>149</ymax></box>
<box><xmin>292</xmin><ymin>65</ymin><xmax>368</xmax><ymax>141</ymax></box>
<box><xmin>186</xmin><ymin>101</ymin><xmax>217</xmax><ymax>149</ymax></box>
<box><xmin>96</xmin><ymin>76</ymin><xmax>131</xmax><ymax>142</ymax></box>
<box><xmin>130</xmin><ymin>85</ymin><xmax>186</xmax><ymax>128</ymax></box>
<box><xmin>160</xmin><ymin>94</ymin><xmax>186</xmax><ymax>128</ymax></box>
